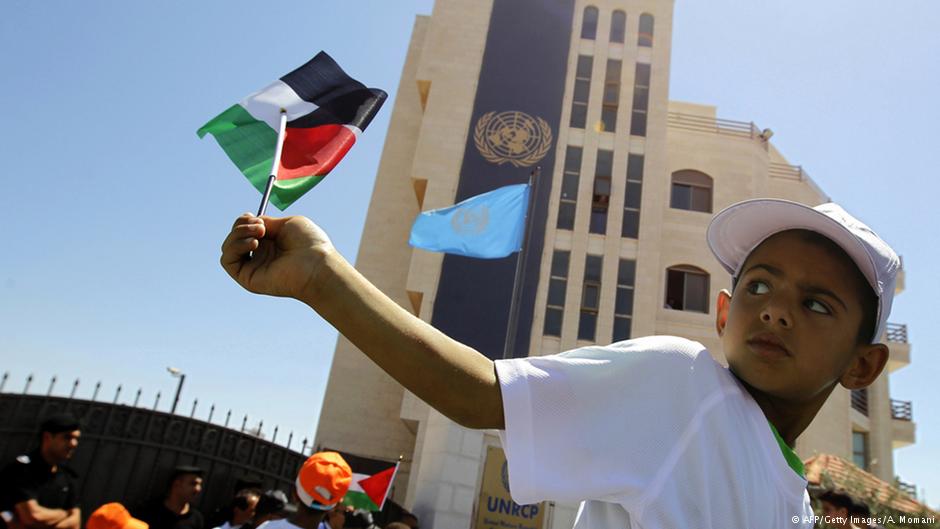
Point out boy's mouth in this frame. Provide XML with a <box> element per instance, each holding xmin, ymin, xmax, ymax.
<box><xmin>747</xmin><ymin>332</ymin><xmax>791</xmax><ymax>358</ymax></box>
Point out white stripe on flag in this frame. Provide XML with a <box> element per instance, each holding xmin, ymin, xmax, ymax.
<box><xmin>347</xmin><ymin>472</ymin><xmax>369</xmax><ymax>493</ymax></box>
<box><xmin>240</xmin><ymin>80</ymin><xmax>318</xmax><ymax>131</ymax></box>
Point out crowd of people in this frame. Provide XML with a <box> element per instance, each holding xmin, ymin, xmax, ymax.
<box><xmin>0</xmin><ymin>413</ymin><xmax>418</xmax><ymax>529</ymax></box>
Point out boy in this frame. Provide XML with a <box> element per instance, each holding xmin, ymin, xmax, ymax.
<box><xmin>220</xmin><ymin>198</ymin><xmax>898</xmax><ymax>528</ymax></box>
<box><xmin>257</xmin><ymin>452</ymin><xmax>351</xmax><ymax>529</ymax></box>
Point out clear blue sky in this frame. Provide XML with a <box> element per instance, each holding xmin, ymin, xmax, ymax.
<box><xmin>1</xmin><ymin>0</ymin><xmax>937</xmax><ymax>508</ymax></box>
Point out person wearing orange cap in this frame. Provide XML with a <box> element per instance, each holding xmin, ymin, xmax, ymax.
<box><xmin>87</xmin><ymin>503</ymin><xmax>148</xmax><ymax>529</ymax></box>
<box><xmin>256</xmin><ymin>452</ymin><xmax>351</xmax><ymax>529</ymax></box>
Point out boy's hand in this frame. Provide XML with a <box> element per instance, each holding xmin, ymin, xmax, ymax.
<box><xmin>220</xmin><ymin>214</ymin><xmax>333</xmax><ymax>299</ymax></box>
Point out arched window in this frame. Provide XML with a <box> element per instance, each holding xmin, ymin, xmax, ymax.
<box><xmin>581</xmin><ymin>6</ymin><xmax>599</xmax><ymax>40</ymax></box>
<box><xmin>638</xmin><ymin>13</ymin><xmax>654</xmax><ymax>47</ymax></box>
<box><xmin>610</xmin><ymin>10</ymin><xmax>626</xmax><ymax>43</ymax></box>
<box><xmin>670</xmin><ymin>170</ymin><xmax>713</xmax><ymax>213</ymax></box>
<box><xmin>665</xmin><ymin>265</ymin><xmax>709</xmax><ymax>313</ymax></box>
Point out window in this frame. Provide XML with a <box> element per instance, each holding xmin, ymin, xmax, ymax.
<box><xmin>613</xmin><ymin>259</ymin><xmax>636</xmax><ymax>342</ymax></box>
<box><xmin>610</xmin><ymin>11</ymin><xmax>626</xmax><ymax>43</ymax></box>
<box><xmin>852</xmin><ymin>431</ymin><xmax>869</xmax><ymax>470</ymax></box>
<box><xmin>670</xmin><ymin>170</ymin><xmax>713</xmax><ymax>213</ymax></box>
<box><xmin>557</xmin><ymin>146</ymin><xmax>582</xmax><ymax>230</ymax></box>
<box><xmin>590</xmin><ymin>150</ymin><xmax>613</xmax><ymax>234</ymax></box>
<box><xmin>601</xmin><ymin>59</ymin><xmax>621</xmax><ymax>132</ymax></box>
<box><xmin>579</xmin><ymin>255</ymin><xmax>603</xmax><ymax>341</ymax></box>
<box><xmin>544</xmin><ymin>250</ymin><xmax>570</xmax><ymax>337</ymax></box>
<box><xmin>622</xmin><ymin>153</ymin><xmax>643</xmax><ymax>239</ymax></box>
<box><xmin>638</xmin><ymin>13</ymin><xmax>654</xmax><ymax>47</ymax></box>
<box><xmin>630</xmin><ymin>63</ymin><xmax>651</xmax><ymax>136</ymax></box>
<box><xmin>581</xmin><ymin>6</ymin><xmax>599</xmax><ymax>40</ymax></box>
<box><xmin>665</xmin><ymin>265</ymin><xmax>709</xmax><ymax>313</ymax></box>
<box><xmin>570</xmin><ymin>55</ymin><xmax>593</xmax><ymax>129</ymax></box>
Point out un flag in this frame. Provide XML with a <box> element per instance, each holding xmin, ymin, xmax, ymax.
<box><xmin>408</xmin><ymin>183</ymin><xmax>530</xmax><ymax>259</ymax></box>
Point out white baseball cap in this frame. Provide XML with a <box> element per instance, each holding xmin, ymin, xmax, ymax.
<box><xmin>706</xmin><ymin>199</ymin><xmax>900</xmax><ymax>343</ymax></box>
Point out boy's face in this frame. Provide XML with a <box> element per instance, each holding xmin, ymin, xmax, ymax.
<box><xmin>716</xmin><ymin>231</ymin><xmax>885</xmax><ymax>402</ymax></box>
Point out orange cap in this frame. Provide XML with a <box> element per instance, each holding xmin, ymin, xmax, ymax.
<box><xmin>87</xmin><ymin>504</ymin><xmax>148</xmax><ymax>529</ymax></box>
<box><xmin>295</xmin><ymin>451</ymin><xmax>352</xmax><ymax>509</ymax></box>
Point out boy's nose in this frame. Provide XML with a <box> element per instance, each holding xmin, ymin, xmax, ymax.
<box><xmin>760</xmin><ymin>304</ymin><xmax>792</xmax><ymax>328</ymax></box>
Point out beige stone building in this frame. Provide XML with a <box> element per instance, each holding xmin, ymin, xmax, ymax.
<box><xmin>314</xmin><ymin>1</ymin><xmax>917</xmax><ymax>527</ymax></box>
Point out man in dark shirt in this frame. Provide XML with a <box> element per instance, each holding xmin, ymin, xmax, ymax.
<box><xmin>136</xmin><ymin>466</ymin><xmax>205</xmax><ymax>529</ymax></box>
<box><xmin>0</xmin><ymin>413</ymin><xmax>82</xmax><ymax>529</ymax></box>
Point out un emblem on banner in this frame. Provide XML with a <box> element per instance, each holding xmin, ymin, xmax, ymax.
<box><xmin>474</xmin><ymin>110</ymin><xmax>553</xmax><ymax>167</ymax></box>
<box><xmin>451</xmin><ymin>205</ymin><xmax>490</xmax><ymax>235</ymax></box>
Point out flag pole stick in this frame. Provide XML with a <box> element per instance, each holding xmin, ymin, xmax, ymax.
<box><xmin>502</xmin><ymin>166</ymin><xmax>540</xmax><ymax>359</ymax></box>
<box><xmin>256</xmin><ymin>109</ymin><xmax>289</xmax><ymax>217</ymax></box>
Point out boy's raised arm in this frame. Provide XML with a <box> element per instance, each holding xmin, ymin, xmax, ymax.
<box><xmin>220</xmin><ymin>214</ymin><xmax>505</xmax><ymax>430</ymax></box>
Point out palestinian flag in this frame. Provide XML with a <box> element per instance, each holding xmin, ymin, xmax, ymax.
<box><xmin>344</xmin><ymin>463</ymin><xmax>399</xmax><ymax>511</ymax></box>
<box><xmin>197</xmin><ymin>51</ymin><xmax>387</xmax><ymax>210</ymax></box>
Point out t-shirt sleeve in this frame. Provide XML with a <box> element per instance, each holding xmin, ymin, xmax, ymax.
<box><xmin>495</xmin><ymin>336</ymin><xmax>711</xmax><ymax>506</ymax></box>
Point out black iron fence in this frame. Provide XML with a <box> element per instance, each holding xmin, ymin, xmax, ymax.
<box><xmin>0</xmin><ymin>372</ymin><xmax>310</xmax><ymax>519</ymax></box>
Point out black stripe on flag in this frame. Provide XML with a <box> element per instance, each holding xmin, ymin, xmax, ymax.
<box><xmin>287</xmin><ymin>87</ymin><xmax>387</xmax><ymax>131</ymax></box>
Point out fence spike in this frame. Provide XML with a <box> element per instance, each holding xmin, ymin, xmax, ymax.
<box><xmin>272</xmin><ymin>426</ymin><xmax>279</xmax><ymax>444</ymax></box>
<box><xmin>241</xmin><ymin>415</ymin><xmax>248</xmax><ymax>432</ymax></box>
<box><xmin>69</xmin><ymin>379</ymin><xmax>79</xmax><ymax>399</ymax></box>
<box><xmin>224</xmin><ymin>410</ymin><xmax>231</xmax><ymax>428</ymax></box>
<box><xmin>46</xmin><ymin>376</ymin><xmax>57</xmax><ymax>396</ymax></box>
<box><xmin>153</xmin><ymin>391</ymin><xmax>161</xmax><ymax>410</ymax></box>
<box><xmin>24</xmin><ymin>374</ymin><xmax>34</xmax><ymax>394</ymax></box>
<box><xmin>190</xmin><ymin>399</ymin><xmax>198</xmax><ymax>418</ymax></box>
<box><xmin>133</xmin><ymin>388</ymin><xmax>142</xmax><ymax>407</ymax></box>
<box><xmin>91</xmin><ymin>381</ymin><xmax>101</xmax><ymax>401</ymax></box>
<box><xmin>0</xmin><ymin>372</ymin><xmax>8</xmax><ymax>393</ymax></box>
<box><xmin>113</xmin><ymin>384</ymin><xmax>122</xmax><ymax>404</ymax></box>
<box><xmin>301</xmin><ymin>438</ymin><xmax>308</xmax><ymax>455</ymax></box>
<box><xmin>207</xmin><ymin>404</ymin><xmax>215</xmax><ymax>423</ymax></box>
<box><xmin>287</xmin><ymin>431</ymin><xmax>293</xmax><ymax>450</ymax></box>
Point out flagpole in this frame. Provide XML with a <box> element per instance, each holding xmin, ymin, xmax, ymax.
<box><xmin>256</xmin><ymin>109</ymin><xmax>289</xmax><ymax>217</ymax></box>
<box><xmin>502</xmin><ymin>166</ymin><xmax>540</xmax><ymax>359</ymax></box>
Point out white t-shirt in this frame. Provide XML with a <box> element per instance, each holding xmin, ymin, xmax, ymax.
<box><xmin>495</xmin><ymin>335</ymin><xmax>814</xmax><ymax>529</ymax></box>
<box><xmin>257</xmin><ymin>520</ymin><xmax>303</xmax><ymax>529</ymax></box>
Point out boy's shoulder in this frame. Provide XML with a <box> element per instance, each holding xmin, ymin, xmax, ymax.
<box><xmin>562</xmin><ymin>335</ymin><xmax>710</xmax><ymax>364</ymax></box>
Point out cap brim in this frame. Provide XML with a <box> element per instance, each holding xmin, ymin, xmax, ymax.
<box><xmin>706</xmin><ymin>199</ymin><xmax>879</xmax><ymax>293</ymax></box>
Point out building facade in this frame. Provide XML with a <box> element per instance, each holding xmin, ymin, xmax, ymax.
<box><xmin>314</xmin><ymin>1</ymin><xmax>916</xmax><ymax>528</ymax></box>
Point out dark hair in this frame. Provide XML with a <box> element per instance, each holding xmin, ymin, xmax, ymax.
<box><xmin>232</xmin><ymin>489</ymin><xmax>261</xmax><ymax>510</ymax></box>
<box><xmin>733</xmin><ymin>229</ymin><xmax>878</xmax><ymax>345</ymax></box>
<box><xmin>39</xmin><ymin>413</ymin><xmax>81</xmax><ymax>435</ymax></box>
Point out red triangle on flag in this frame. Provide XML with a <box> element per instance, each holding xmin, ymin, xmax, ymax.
<box><xmin>358</xmin><ymin>465</ymin><xmax>397</xmax><ymax>509</ymax></box>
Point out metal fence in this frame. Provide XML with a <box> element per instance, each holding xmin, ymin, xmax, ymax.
<box><xmin>0</xmin><ymin>372</ymin><xmax>310</xmax><ymax>519</ymax></box>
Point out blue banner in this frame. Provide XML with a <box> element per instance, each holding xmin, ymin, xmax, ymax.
<box><xmin>409</xmin><ymin>183</ymin><xmax>529</xmax><ymax>259</ymax></box>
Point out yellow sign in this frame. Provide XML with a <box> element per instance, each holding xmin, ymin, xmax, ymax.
<box><xmin>473</xmin><ymin>446</ymin><xmax>545</xmax><ymax>529</ymax></box>
<box><xmin>474</xmin><ymin>111</ymin><xmax>553</xmax><ymax>168</ymax></box>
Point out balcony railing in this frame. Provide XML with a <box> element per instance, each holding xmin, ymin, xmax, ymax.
<box><xmin>891</xmin><ymin>399</ymin><xmax>913</xmax><ymax>421</ymax></box>
<box><xmin>666</xmin><ymin>112</ymin><xmax>768</xmax><ymax>150</ymax></box>
<box><xmin>851</xmin><ymin>388</ymin><xmax>869</xmax><ymax>416</ymax></box>
<box><xmin>768</xmin><ymin>162</ymin><xmax>808</xmax><ymax>182</ymax></box>
<box><xmin>896</xmin><ymin>479</ymin><xmax>918</xmax><ymax>499</ymax></box>
<box><xmin>886</xmin><ymin>323</ymin><xmax>908</xmax><ymax>343</ymax></box>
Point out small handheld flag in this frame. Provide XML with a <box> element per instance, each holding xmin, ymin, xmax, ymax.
<box><xmin>408</xmin><ymin>183</ymin><xmax>530</xmax><ymax>259</ymax></box>
<box><xmin>345</xmin><ymin>461</ymin><xmax>400</xmax><ymax>511</ymax></box>
<box><xmin>198</xmin><ymin>51</ymin><xmax>387</xmax><ymax>211</ymax></box>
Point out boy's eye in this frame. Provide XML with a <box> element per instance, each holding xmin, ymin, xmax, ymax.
<box><xmin>806</xmin><ymin>299</ymin><xmax>831</xmax><ymax>315</ymax></box>
<box><xmin>746</xmin><ymin>281</ymin><xmax>769</xmax><ymax>295</ymax></box>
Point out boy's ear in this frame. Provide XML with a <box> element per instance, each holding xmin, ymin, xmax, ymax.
<box><xmin>716</xmin><ymin>289</ymin><xmax>732</xmax><ymax>336</ymax></box>
<box><xmin>840</xmin><ymin>343</ymin><xmax>889</xmax><ymax>390</ymax></box>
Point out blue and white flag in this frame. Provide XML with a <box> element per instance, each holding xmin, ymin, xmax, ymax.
<box><xmin>408</xmin><ymin>183</ymin><xmax>530</xmax><ymax>259</ymax></box>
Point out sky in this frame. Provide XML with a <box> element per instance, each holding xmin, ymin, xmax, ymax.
<box><xmin>1</xmin><ymin>0</ymin><xmax>937</xmax><ymax>509</ymax></box>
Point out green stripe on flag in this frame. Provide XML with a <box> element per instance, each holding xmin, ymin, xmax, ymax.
<box><xmin>343</xmin><ymin>490</ymin><xmax>379</xmax><ymax>511</ymax></box>
<box><xmin>198</xmin><ymin>104</ymin><xmax>324</xmax><ymax>211</ymax></box>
